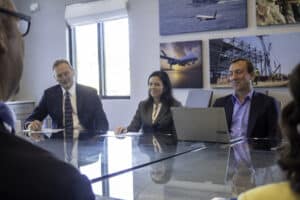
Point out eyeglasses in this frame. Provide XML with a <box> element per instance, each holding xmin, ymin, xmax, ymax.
<box><xmin>0</xmin><ymin>7</ymin><xmax>31</xmax><ymax>36</ymax></box>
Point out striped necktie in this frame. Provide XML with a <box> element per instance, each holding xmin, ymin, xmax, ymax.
<box><xmin>64</xmin><ymin>91</ymin><xmax>73</xmax><ymax>135</ymax></box>
<box><xmin>65</xmin><ymin>137</ymin><xmax>73</xmax><ymax>162</ymax></box>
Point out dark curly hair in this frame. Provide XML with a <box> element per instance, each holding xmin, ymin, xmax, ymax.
<box><xmin>278</xmin><ymin>63</ymin><xmax>300</xmax><ymax>193</ymax></box>
<box><xmin>145</xmin><ymin>70</ymin><xmax>178</xmax><ymax>108</ymax></box>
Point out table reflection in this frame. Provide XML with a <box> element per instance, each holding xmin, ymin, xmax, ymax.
<box><xmin>94</xmin><ymin>139</ymin><xmax>285</xmax><ymax>200</ymax></box>
<box><xmin>26</xmin><ymin>130</ymin><xmax>103</xmax><ymax>168</ymax></box>
<box><xmin>227</xmin><ymin>140</ymin><xmax>283</xmax><ymax>196</ymax></box>
<box><xmin>21</xmin><ymin>129</ymin><xmax>285</xmax><ymax>199</ymax></box>
<box><xmin>138</xmin><ymin>133</ymin><xmax>177</xmax><ymax>184</ymax></box>
<box><xmin>19</xmin><ymin>130</ymin><xmax>204</xmax><ymax>196</ymax></box>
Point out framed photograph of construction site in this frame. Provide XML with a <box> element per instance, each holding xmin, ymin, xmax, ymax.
<box><xmin>159</xmin><ymin>0</ymin><xmax>247</xmax><ymax>35</ymax></box>
<box><xmin>160</xmin><ymin>40</ymin><xmax>203</xmax><ymax>88</ymax></box>
<box><xmin>256</xmin><ymin>0</ymin><xmax>300</xmax><ymax>26</ymax></box>
<box><xmin>209</xmin><ymin>32</ymin><xmax>300</xmax><ymax>88</ymax></box>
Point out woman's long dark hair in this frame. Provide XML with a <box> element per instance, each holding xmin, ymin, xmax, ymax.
<box><xmin>278</xmin><ymin>63</ymin><xmax>300</xmax><ymax>193</ymax></box>
<box><xmin>145</xmin><ymin>70</ymin><xmax>178</xmax><ymax>108</ymax></box>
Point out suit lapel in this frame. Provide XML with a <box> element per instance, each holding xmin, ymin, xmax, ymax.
<box><xmin>145</xmin><ymin>104</ymin><xmax>153</xmax><ymax>124</ymax></box>
<box><xmin>56</xmin><ymin>86</ymin><xmax>63</xmax><ymax>124</ymax></box>
<box><xmin>76</xmin><ymin>84</ymin><xmax>82</xmax><ymax>116</ymax></box>
<box><xmin>225</xmin><ymin>97</ymin><xmax>234</xmax><ymax>129</ymax></box>
<box><xmin>247</xmin><ymin>92</ymin><xmax>259</xmax><ymax>137</ymax></box>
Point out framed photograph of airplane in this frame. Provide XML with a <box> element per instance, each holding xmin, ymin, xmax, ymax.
<box><xmin>209</xmin><ymin>32</ymin><xmax>300</xmax><ymax>88</ymax></box>
<box><xmin>159</xmin><ymin>0</ymin><xmax>247</xmax><ymax>35</ymax></box>
<box><xmin>160</xmin><ymin>40</ymin><xmax>203</xmax><ymax>88</ymax></box>
<box><xmin>256</xmin><ymin>0</ymin><xmax>300</xmax><ymax>26</ymax></box>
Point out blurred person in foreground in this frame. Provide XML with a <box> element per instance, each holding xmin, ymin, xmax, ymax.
<box><xmin>238</xmin><ymin>63</ymin><xmax>300</xmax><ymax>200</ymax></box>
<box><xmin>0</xmin><ymin>1</ymin><xmax>94</xmax><ymax>199</ymax></box>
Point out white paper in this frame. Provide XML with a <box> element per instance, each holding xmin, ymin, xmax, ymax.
<box><xmin>22</xmin><ymin>128</ymin><xmax>64</xmax><ymax>134</ymax></box>
<box><xmin>100</xmin><ymin>131</ymin><xmax>142</xmax><ymax>137</ymax></box>
<box><xmin>124</xmin><ymin>132</ymin><xmax>143</xmax><ymax>136</ymax></box>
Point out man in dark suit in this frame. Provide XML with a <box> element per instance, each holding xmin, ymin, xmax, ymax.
<box><xmin>25</xmin><ymin>59</ymin><xmax>109</xmax><ymax>133</ymax></box>
<box><xmin>213</xmin><ymin>58</ymin><xmax>281</xmax><ymax>145</ymax></box>
<box><xmin>0</xmin><ymin>0</ymin><xmax>95</xmax><ymax>199</ymax></box>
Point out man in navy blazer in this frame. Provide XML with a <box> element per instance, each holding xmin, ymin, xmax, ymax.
<box><xmin>213</xmin><ymin>58</ymin><xmax>281</xmax><ymax>146</ymax></box>
<box><xmin>25</xmin><ymin>59</ymin><xmax>109</xmax><ymax>133</ymax></box>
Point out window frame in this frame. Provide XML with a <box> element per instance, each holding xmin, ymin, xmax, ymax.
<box><xmin>68</xmin><ymin>17</ymin><xmax>130</xmax><ymax>99</ymax></box>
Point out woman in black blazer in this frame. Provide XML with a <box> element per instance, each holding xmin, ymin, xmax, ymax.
<box><xmin>115</xmin><ymin>70</ymin><xmax>181</xmax><ymax>134</ymax></box>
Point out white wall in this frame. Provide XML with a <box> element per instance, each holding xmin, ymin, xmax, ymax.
<box><xmin>14</xmin><ymin>0</ymin><xmax>66</xmax><ymax>101</ymax></box>
<box><xmin>14</xmin><ymin>0</ymin><xmax>300</xmax><ymax>129</ymax></box>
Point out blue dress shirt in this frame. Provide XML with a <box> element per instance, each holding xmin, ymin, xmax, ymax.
<box><xmin>231</xmin><ymin>90</ymin><xmax>254</xmax><ymax>138</ymax></box>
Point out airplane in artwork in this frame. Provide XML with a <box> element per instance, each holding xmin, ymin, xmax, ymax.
<box><xmin>160</xmin><ymin>50</ymin><xmax>198</xmax><ymax>69</ymax></box>
<box><xmin>195</xmin><ymin>10</ymin><xmax>217</xmax><ymax>21</ymax></box>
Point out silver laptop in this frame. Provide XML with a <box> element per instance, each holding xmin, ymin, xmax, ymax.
<box><xmin>185</xmin><ymin>89</ymin><xmax>213</xmax><ymax>108</ymax></box>
<box><xmin>171</xmin><ymin>107</ymin><xmax>243</xmax><ymax>143</ymax></box>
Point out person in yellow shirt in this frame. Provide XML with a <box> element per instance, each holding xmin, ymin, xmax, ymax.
<box><xmin>238</xmin><ymin>63</ymin><xmax>300</xmax><ymax>200</ymax></box>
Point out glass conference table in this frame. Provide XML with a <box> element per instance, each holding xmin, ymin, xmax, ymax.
<box><xmin>94</xmin><ymin>139</ymin><xmax>285</xmax><ymax>200</ymax></box>
<box><xmin>20</xmin><ymin>130</ymin><xmax>205</xmax><ymax>189</ymax></box>
<box><xmin>21</xmin><ymin>130</ymin><xmax>284</xmax><ymax>199</ymax></box>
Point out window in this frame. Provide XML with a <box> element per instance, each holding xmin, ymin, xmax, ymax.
<box><xmin>70</xmin><ymin>17</ymin><xmax>130</xmax><ymax>98</ymax></box>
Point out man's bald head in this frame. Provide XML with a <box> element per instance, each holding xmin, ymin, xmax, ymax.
<box><xmin>0</xmin><ymin>0</ymin><xmax>24</xmax><ymax>101</ymax></box>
